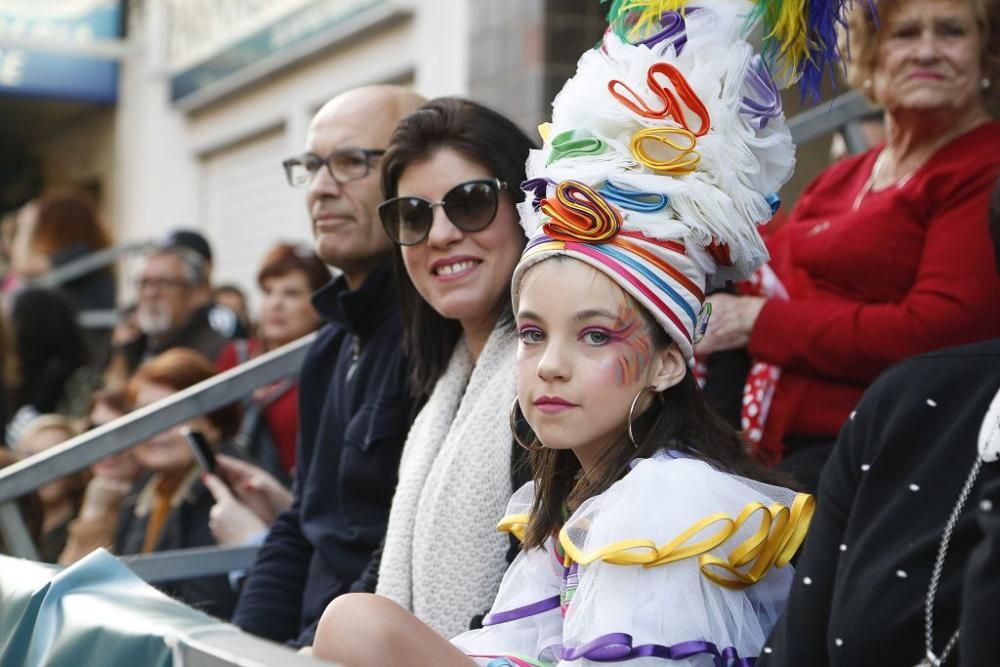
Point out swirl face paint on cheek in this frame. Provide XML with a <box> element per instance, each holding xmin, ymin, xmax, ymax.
<box><xmin>606</xmin><ymin>300</ymin><xmax>653</xmax><ymax>386</ymax></box>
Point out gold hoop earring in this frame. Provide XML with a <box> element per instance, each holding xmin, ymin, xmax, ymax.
<box><xmin>510</xmin><ymin>398</ymin><xmax>541</xmax><ymax>451</ymax></box>
<box><xmin>627</xmin><ymin>385</ymin><xmax>660</xmax><ymax>449</ymax></box>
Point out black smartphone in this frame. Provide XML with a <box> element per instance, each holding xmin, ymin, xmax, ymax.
<box><xmin>181</xmin><ymin>427</ymin><xmax>217</xmax><ymax>475</ymax></box>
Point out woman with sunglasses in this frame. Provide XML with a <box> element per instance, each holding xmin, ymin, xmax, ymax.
<box><xmin>370</xmin><ymin>97</ymin><xmax>535</xmax><ymax>638</ymax></box>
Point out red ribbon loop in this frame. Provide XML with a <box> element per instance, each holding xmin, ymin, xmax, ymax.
<box><xmin>608</xmin><ymin>62</ymin><xmax>710</xmax><ymax>137</ymax></box>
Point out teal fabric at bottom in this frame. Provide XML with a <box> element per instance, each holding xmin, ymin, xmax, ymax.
<box><xmin>0</xmin><ymin>549</ymin><xmax>221</xmax><ymax>667</ymax></box>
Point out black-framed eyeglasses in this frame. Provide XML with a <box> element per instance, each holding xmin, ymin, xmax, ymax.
<box><xmin>378</xmin><ymin>178</ymin><xmax>507</xmax><ymax>246</ymax></box>
<box><xmin>282</xmin><ymin>148</ymin><xmax>385</xmax><ymax>188</ymax></box>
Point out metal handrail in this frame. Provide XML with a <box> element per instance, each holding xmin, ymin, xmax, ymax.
<box><xmin>172</xmin><ymin>626</ymin><xmax>333</xmax><ymax>666</ymax></box>
<box><xmin>0</xmin><ymin>333</ymin><xmax>315</xmax><ymax>559</ymax></box>
<box><xmin>28</xmin><ymin>239</ymin><xmax>154</xmax><ymax>289</ymax></box>
<box><xmin>0</xmin><ymin>332</ymin><xmax>314</xmax><ymax>504</ymax></box>
<box><xmin>122</xmin><ymin>545</ymin><xmax>261</xmax><ymax>584</ymax></box>
<box><xmin>787</xmin><ymin>90</ymin><xmax>876</xmax><ymax>146</ymax></box>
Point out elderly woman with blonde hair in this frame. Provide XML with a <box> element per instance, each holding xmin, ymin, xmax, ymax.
<box><xmin>699</xmin><ymin>0</ymin><xmax>1000</xmax><ymax>491</ymax></box>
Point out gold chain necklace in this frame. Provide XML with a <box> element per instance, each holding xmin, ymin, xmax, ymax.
<box><xmin>852</xmin><ymin>149</ymin><xmax>920</xmax><ymax>211</ymax></box>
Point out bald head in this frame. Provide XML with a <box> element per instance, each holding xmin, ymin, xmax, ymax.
<box><xmin>303</xmin><ymin>85</ymin><xmax>425</xmax><ymax>287</ymax></box>
<box><xmin>310</xmin><ymin>85</ymin><xmax>425</xmax><ymax>144</ymax></box>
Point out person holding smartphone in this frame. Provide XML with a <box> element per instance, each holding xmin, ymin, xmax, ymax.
<box><xmin>113</xmin><ymin>347</ymin><xmax>242</xmax><ymax>619</ymax></box>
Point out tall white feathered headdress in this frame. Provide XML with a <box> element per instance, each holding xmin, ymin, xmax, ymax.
<box><xmin>512</xmin><ymin>0</ymin><xmax>847</xmax><ymax>363</ymax></box>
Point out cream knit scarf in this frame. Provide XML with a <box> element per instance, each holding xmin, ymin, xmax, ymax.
<box><xmin>376</xmin><ymin>324</ymin><xmax>517</xmax><ymax>638</ymax></box>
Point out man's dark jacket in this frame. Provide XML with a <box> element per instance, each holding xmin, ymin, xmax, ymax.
<box><xmin>231</xmin><ymin>263</ymin><xmax>414</xmax><ymax>646</ymax></box>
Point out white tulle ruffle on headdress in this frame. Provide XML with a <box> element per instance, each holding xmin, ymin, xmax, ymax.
<box><xmin>511</xmin><ymin>0</ymin><xmax>841</xmax><ymax>363</ymax></box>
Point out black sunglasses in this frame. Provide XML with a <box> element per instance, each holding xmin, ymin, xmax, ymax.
<box><xmin>378</xmin><ymin>178</ymin><xmax>507</xmax><ymax>246</ymax></box>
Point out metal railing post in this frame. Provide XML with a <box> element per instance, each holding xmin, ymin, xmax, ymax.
<box><xmin>122</xmin><ymin>545</ymin><xmax>260</xmax><ymax>583</ymax></box>
<box><xmin>0</xmin><ymin>502</ymin><xmax>39</xmax><ymax>560</ymax></box>
<box><xmin>787</xmin><ymin>90</ymin><xmax>875</xmax><ymax>146</ymax></box>
<box><xmin>27</xmin><ymin>240</ymin><xmax>154</xmax><ymax>289</ymax></box>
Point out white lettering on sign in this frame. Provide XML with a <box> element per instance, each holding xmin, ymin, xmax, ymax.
<box><xmin>0</xmin><ymin>49</ymin><xmax>27</xmax><ymax>86</ymax></box>
<box><xmin>0</xmin><ymin>17</ymin><xmax>95</xmax><ymax>44</ymax></box>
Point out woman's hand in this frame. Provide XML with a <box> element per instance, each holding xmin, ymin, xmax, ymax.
<box><xmin>696</xmin><ymin>294</ymin><xmax>766</xmax><ymax>355</ymax></box>
<box><xmin>214</xmin><ymin>454</ymin><xmax>292</xmax><ymax>524</ymax></box>
<box><xmin>203</xmin><ymin>473</ymin><xmax>268</xmax><ymax>546</ymax></box>
<box><xmin>77</xmin><ymin>476</ymin><xmax>132</xmax><ymax>520</ymax></box>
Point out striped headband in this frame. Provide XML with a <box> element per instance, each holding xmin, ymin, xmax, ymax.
<box><xmin>512</xmin><ymin>181</ymin><xmax>710</xmax><ymax>364</ymax></box>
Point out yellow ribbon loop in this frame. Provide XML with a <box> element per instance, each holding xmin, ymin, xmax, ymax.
<box><xmin>630</xmin><ymin>127</ymin><xmax>700</xmax><ymax>174</ymax></box>
<box><xmin>556</xmin><ymin>492</ymin><xmax>815</xmax><ymax>590</ymax></box>
<box><xmin>540</xmin><ymin>180</ymin><xmax>623</xmax><ymax>243</ymax></box>
<box><xmin>497</xmin><ymin>513</ymin><xmax>530</xmax><ymax>543</ymax></box>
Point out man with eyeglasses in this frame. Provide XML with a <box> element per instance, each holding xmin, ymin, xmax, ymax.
<box><xmin>230</xmin><ymin>85</ymin><xmax>424</xmax><ymax>649</ymax></box>
<box><xmin>116</xmin><ymin>243</ymin><xmax>229</xmax><ymax>376</ymax></box>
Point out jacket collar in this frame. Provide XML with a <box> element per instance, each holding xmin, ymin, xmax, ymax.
<box><xmin>312</xmin><ymin>260</ymin><xmax>398</xmax><ymax>337</ymax></box>
<box><xmin>133</xmin><ymin>466</ymin><xmax>201</xmax><ymax>518</ymax></box>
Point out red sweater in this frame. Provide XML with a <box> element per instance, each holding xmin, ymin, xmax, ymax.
<box><xmin>216</xmin><ymin>339</ymin><xmax>299</xmax><ymax>474</ymax></box>
<box><xmin>750</xmin><ymin>121</ymin><xmax>1000</xmax><ymax>459</ymax></box>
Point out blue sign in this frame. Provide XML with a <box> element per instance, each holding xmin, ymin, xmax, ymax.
<box><xmin>0</xmin><ymin>0</ymin><xmax>122</xmax><ymax>103</ymax></box>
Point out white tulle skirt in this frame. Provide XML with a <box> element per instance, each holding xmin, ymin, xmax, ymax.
<box><xmin>452</xmin><ymin>451</ymin><xmax>811</xmax><ymax>666</ymax></box>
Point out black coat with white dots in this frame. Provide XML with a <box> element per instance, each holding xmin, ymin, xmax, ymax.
<box><xmin>759</xmin><ymin>338</ymin><xmax>1000</xmax><ymax>666</ymax></box>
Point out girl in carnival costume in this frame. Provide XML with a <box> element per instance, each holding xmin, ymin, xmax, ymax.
<box><xmin>312</xmin><ymin>0</ymin><xmax>847</xmax><ymax>663</ymax></box>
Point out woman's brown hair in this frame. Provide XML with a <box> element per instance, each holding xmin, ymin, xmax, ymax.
<box><xmin>380</xmin><ymin>97</ymin><xmax>536</xmax><ymax>397</ymax></box>
<box><xmin>30</xmin><ymin>189</ymin><xmax>112</xmax><ymax>257</ymax></box>
<box><xmin>127</xmin><ymin>348</ymin><xmax>241</xmax><ymax>439</ymax></box>
<box><xmin>257</xmin><ymin>242</ymin><xmax>331</xmax><ymax>292</ymax></box>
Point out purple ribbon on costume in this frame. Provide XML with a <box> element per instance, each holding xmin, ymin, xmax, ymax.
<box><xmin>740</xmin><ymin>56</ymin><xmax>782</xmax><ymax>130</ymax></box>
<box><xmin>559</xmin><ymin>633</ymin><xmax>757</xmax><ymax>666</ymax></box>
<box><xmin>636</xmin><ymin>10</ymin><xmax>688</xmax><ymax>52</ymax></box>
<box><xmin>482</xmin><ymin>595</ymin><xmax>561</xmax><ymax>626</ymax></box>
<box><xmin>522</xmin><ymin>177</ymin><xmax>556</xmax><ymax>211</ymax></box>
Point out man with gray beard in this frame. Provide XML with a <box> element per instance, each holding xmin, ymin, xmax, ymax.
<box><xmin>118</xmin><ymin>244</ymin><xmax>229</xmax><ymax>375</ymax></box>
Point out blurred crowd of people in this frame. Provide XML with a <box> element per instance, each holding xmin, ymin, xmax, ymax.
<box><xmin>0</xmin><ymin>191</ymin><xmax>329</xmax><ymax>616</ymax></box>
<box><xmin>1</xmin><ymin>0</ymin><xmax>1000</xmax><ymax>664</ymax></box>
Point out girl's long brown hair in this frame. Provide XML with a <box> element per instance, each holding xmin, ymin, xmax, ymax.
<box><xmin>521</xmin><ymin>304</ymin><xmax>792</xmax><ymax>550</ymax></box>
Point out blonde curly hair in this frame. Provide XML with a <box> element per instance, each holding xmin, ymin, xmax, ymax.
<box><xmin>841</xmin><ymin>0</ymin><xmax>1000</xmax><ymax>114</ymax></box>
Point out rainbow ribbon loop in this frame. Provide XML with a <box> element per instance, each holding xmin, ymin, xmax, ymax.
<box><xmin>558</xmin><ymin>492</ymin><xmax>814</xmax><ymax>590</ymax></box>
<box><xmin>547</xmin><ymin>130</ymin><xmax>607</xmax><ymax>166</ymax></box>
<box><xmin>609</xmin><ymin>62</ymin><xmax>710</xmax><ymax>136</ymax></box>
<box><xmin>540</xmin><ymin>181</ymin><xmax>623</xmax><ymax>243</ymax></box>
<box><xmin>630</xmin><ymin>127</ymin><xmax>699</xmax><ymax>174</ymax></box>
<box><xmin>598</xmin><ymin>180</ymin><xmax>669</xmax><ymax>213</ymax></box>
<box><xmin>741</xmin><ymin>55</ymin><xmax>782</xmax><ymax>130</ymax></box>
